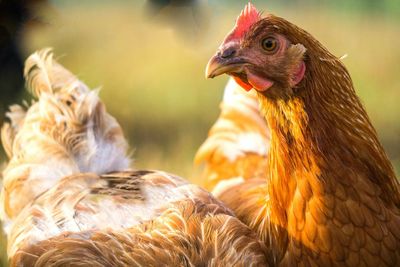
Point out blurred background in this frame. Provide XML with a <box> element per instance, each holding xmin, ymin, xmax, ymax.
<box><xmin>0</xmin><ymin>0</ymin><xmax>399</xmax><ymax>265</ymax></box>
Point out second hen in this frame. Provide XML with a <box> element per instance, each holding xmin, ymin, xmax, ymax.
<box><xmin>0</xmin><ymin>49</ymin><xmax>268</xmax><ymax>266</ymax></box>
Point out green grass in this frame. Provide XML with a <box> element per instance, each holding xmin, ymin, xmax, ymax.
<box><xmin>1</xmin><ymin>2</ymin><xmax>399</xmax><ymax>264</ymax></box>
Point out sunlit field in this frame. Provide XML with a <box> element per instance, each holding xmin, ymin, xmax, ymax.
<box><xmin>1</xmin><ymin>1</ymin><xmax>399</xmax><ymax>265</ymax></box>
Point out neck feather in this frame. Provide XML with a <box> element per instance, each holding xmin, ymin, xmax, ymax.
<box><xmin>259</xmin><ymin>55</ymin><xmax>399</xmax><ymax>227</ymax></box>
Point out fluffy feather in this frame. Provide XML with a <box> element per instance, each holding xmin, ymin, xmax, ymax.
<box><xmin>1</xmin><ymin>104</ymin><xmax>26</xmax><ymax>159</ymax></box>
<box><xmin>1</xmin><ymin>49</ymin><xmax>130</xmax><ymax>223</ymax></box>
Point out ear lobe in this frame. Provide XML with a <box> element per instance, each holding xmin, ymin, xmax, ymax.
<box><xmin>287</xmin><ymin>43</ymin><xmax>307</xmax><ymax>86</ymax></box>
<box><xmin>291</xmin><ymin>61</ymin><xmax>306</xmax><ymax>86</ymax></box>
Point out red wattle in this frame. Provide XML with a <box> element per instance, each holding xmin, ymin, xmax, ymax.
<box><xmin>246</xmin><ymin>72</ymin><xmax>273</xmax><ymax>92</ymax></box>
<box><xmin>233</xmin><ymin>77</ymin><xmax>253</xmax><ymax>91</ymax></box>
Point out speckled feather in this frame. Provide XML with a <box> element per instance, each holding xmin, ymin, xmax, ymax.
<box><xmin>9</xmin><ymin>170</ymin><xmax>268</xmax><ymax>267</ymax></box>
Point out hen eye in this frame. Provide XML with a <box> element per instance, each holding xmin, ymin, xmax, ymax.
<box><xmin>261</xmin><ymin>37</ymin><xmax>278</xmax><ymax>53</ymax></box>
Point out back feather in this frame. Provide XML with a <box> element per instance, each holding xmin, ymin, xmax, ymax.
<box><xmin>195</xmin><ymin>78</ymin><xmax>270</xmax><ymax>193</ymax></box>
<box><xmin>0</xmin><ymin>48</ymin><xmax>130</xmax><ymax>225</ymax></box>
<box><xmin>1</xmin><ymin>104</ymin><xmax>27</xmax><ymax>159</ymax></box>
<box><xmin>24</xmin><ymin>48</ymin><xmax>80</xmax><ymax>98</ymax></box>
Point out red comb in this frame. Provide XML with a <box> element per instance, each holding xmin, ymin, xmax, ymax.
<box><xmin>228</xmin><ymin>3</ymin><xmax>261</xmax><ymax>41</ymax></box>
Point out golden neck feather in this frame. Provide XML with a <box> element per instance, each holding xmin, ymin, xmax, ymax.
<box><xmin>258</xmin><ymin>56</ymin><xmax>399</xmax><ymax>227</ymax></box>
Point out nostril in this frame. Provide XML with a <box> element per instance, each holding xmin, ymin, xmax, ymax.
<box><xmin>220</xmin><ymin>47</ymin><xmax>236</xmax><ymax>59</ymax></box>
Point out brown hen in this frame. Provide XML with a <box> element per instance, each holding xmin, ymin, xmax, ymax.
<box><xmin>206</xmin><ymin>3</ymin><xmax>400</xmax><ymax>266</ymax></box>
<box><xmin>0</xmin><ymin>49</ymin><xmax>268</xmax><ymax>266</ymax></box>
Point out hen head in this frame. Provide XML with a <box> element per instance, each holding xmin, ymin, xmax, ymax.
<box><xmin>206</xmin><ymin>3</ymin><xmax>311</xmax><ymax>99</ymax></box>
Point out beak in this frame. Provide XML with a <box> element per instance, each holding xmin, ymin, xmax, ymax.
<box><xmin>205</xmin><ymin>47</ymin><xmax>246</xmax><ymax>79</ymax></box>
<box><xmin>205</xmin><ymin>55</ymin><xmax>224</xmax><ymax>78</ymax></box>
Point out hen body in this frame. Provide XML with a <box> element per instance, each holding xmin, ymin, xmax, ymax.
<box><xmin>0</xmin><ymin>49</ymin><xmax>268</xmax><ymax>266</ymax></box>
<box><xmin>205</xmin><ymin>3</ymin><xmax>400</xmax><ymax>266</ymax></box>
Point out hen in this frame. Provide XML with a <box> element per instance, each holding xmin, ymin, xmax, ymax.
<box><xmin>0</xmin><ymin>49</ymin><xmax>268</xmax><ymax>266</ymax></box>
<box><xmin>206</xmin><ymin>3</ymin><xmax>400</xmax><ymax>266</ymax></box>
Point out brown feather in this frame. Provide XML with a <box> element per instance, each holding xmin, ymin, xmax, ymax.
<box><xmin>254</xmin><ymin>15</ymin><xmax>400</xmax><ymax>266</ymax></box>
<box><xmin>10</xmin><ymin>171</ymin><xmax>268</xmax><ymax>267</ymax></box>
